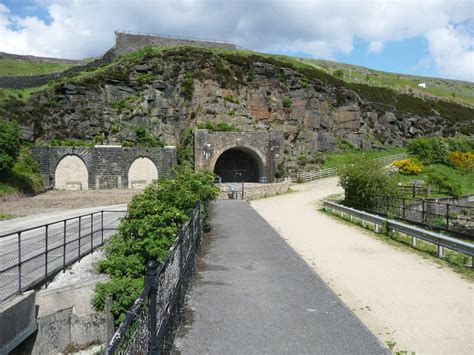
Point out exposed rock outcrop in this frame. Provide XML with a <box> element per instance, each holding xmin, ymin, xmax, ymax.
<box><xmin>1</xmin><ymin>47</ymin><xmax>472</xmax><ymax>173</ymax></box>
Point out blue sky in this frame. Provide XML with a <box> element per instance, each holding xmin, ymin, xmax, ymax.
<box><xmin>0</xmin><ymin>0</ymin><xmax>472</xmax><ymax>81</ymax></box>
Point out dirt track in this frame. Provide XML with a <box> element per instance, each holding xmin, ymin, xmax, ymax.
<box><xmin>251</xmin><ymin>177</ymin><xmax>473</xmax><ymax>354</ymax></box>
<box><xmin>0</xmin><ymin>189</ymin><xmax>139</xmax><ymax>217</ymax></box>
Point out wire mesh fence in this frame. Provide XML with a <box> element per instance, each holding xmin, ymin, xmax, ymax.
<box><xmin>344</xmin><ymin>195</ymin><xmax>474</xmax><ymax>238</ymax></box>
<box><xmin>106</xmin><ymin>202</ymin><xmax>204</xmax><ymax>354</ymax></box>
<box><xmin>0</xmin><ymin>210</ymin><xmax>126</xmax><ymax>302</ymax></box>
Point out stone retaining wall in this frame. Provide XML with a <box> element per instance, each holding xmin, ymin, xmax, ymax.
<box><xmin>218</xmin><ymin>179</ymin><xmax>291</xmax><ymax>200</ymax></box>
<box><xmin>115</xmin><ymin>32</ymin><xmax>236</xmax><ymax>56</ymax></box>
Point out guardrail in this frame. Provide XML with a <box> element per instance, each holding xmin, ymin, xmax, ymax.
<box><xmin>105</xmin><ymin>202</ymin><xmax>204</xmax><ymax>354</ymax></box>
<box><xmin>0</xmin><ymin>210</ymin><xmax>126</xmax><ymax>302</ymax></box>
<box><xmin>292</xmin><ymin>153</ymin><xmax>407</xmax><ymax>183</ymax></box>
<box><xmin>323</xmin><ymin>200</ymin><xmax>474</xmax><ymax>260</ymax></box>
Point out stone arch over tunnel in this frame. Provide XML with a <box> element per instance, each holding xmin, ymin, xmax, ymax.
<box><xmin>54</xmin><ymin>155</ymin><xmax>89</xmax><ymax>190</ymax></box>
<box><xmin>128</xmin><ymin>157</ymin><xmax>158</xmax><ymax>189</ymax></box>
<box><xmin>213</xmin><ymin>147</ymin><xmax>265</xmax><ymax>183</ymax></box>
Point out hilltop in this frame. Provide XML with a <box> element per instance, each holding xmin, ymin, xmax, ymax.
<box><xmin>0</xmin><ymin>46</ymin><xmax>472</xmax><ymax>174</ymax></box>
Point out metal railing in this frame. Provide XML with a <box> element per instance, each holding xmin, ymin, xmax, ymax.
<box><xmin>106</xmin><ymin>202</ymin><xmax>204</xmax><ymax>354</ymax></box>
<box><xmin>344</xmin><ymin>194</ymin><xmax>474</xmax><ymax>238</ymax></box>
<box><xmin>115</xmin><ymin>29</ymin><xmax>235</xmax><ymax>45</ymax></box>
<box><xmin>292</xmin><ymin>153</ymin><xmax>407</xmax><ymax>183</ymax></box>
<box><xmin>324</xmin><ymin>200</ymin><xmax>474</xmax><ymax>259</ymax></box>
<box><xmin>0</xmin><ymin>210</ymin><xmax>126</xmax><ymax>302</ymax></box>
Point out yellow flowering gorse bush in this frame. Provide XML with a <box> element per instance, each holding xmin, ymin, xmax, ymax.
<box><xmin>392</xmin><ymin>159</ymin><xmax>423</xmax><ymax>175</ymax></box>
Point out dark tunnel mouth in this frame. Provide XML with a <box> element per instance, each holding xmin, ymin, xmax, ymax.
<box><xmin>214</xmin><ymin>148</ymin><xmax>264</xmax><ymax>183</ymax></box>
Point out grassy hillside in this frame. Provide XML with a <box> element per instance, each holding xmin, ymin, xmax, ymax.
<box><xmin>0</xmin><ymin>58</ymin><xmax>76</xmax><ymax>76</ymax></box>
<box><xmin>300</xmin><ymin>58</ymin><xmax>474</xmax><ymax>107</ymax></box>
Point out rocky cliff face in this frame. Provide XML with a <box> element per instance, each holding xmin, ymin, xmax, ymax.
<box><xmin>2</xmin><ymin>47</ymin><xmax>472</xmax><ymax>171</ymax></box>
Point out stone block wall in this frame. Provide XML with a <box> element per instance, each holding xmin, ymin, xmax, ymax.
<box><xmin>217</xmin><ymin>179</ymin><xmax>291</xmax><ymax>200</ymax></box>
<box><xmin>115</xmin><ymin>32</ymin><xmax>237</xmax><ymax>56</ymax></box>
<box><xmin>194</xmin><ymin>129</ymin><xmax>284</xmax><ymax>183</ymax></box>
<box><xmin>32</xmin><ymin>145</ymin><xmax>176</xmax><ymax>190</ymax></box>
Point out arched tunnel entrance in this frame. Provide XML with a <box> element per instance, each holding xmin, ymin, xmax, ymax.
<box><xmin>214</xmin><ymin>148</ymin><xmax>265</xmax><ymax>183</ymax></box>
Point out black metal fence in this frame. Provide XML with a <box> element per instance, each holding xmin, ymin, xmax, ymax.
<box><xmin>345</xmin><ymin>195</ymin><xmax>474</xmax><ymax>238</ymax></box>
<box><xmin>106</xmin><ymin>201</ymin><xmax>204</xmax><ymax>354</ymax></box>
<box><xmin>0</xmin><ymin>210</ymin><xmax>126</xmax><ymax>302</ymax></box>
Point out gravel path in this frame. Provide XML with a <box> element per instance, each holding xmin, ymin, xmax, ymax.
<box><xmin>0</xmin><ymin>189</ymin><xmax>138</xmax><ymax>218</ymax></box>
<box><xmin>251</xmin><ymin>177</ymin><xmax>474</xmax><ymax>354</ymax></box>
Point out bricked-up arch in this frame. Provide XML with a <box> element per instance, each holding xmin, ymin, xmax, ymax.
<box><xmin>128</xmin><ymin>157</ymin><xmax>158</xmax><ymax>189</ymax></box>
<box><xmin>54</xmin><ymin>155</ymin><xmax>89</xmax><ymax>190</ymax></box>
<box><xmin>214</xmin><ymin>147</ymin><xmax>265</xmax><ymax>182</ymax></box>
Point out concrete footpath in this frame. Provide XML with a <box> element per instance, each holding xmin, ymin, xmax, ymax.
<box><xmin>173</xmin><ymin>200</ymin><xmax>387</xmax><ymax>354</ymax></box>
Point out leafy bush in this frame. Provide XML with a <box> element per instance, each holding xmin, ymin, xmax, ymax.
<box><xmin>123</xmin><ymin>125</ymin><xmax>163</xmax><ymax>148</ymax></box>
<box><xmin>181</xmin><ymin>73</ymin><xmax>194</xmax><ymax>100</ymax></box>
<box><xmin>449</xmin><ymin>151</ymin><xmax>474</xmax><ymax>172</ymax></box>
<box><xmin>392</xmin><ymin>159</ymin><xmax>423</xmax><ymax>175</ymax></box>
<box><xmin>427</xmin><ymin>170</ymin><xmax>463</xmax><ymax>198</ymax></box>
<box><xmin>407</xmin><ymin>137</ymin><xmax>450</xmax><ymax>164</ymax></box>
<box><xmin>339</xmin><ymin>154</ymin><xmax>400</xmax><ymax>209</ymax></box>
<box><xmin>282</xmin><ymin>97</ymin><xmax>293</xmax><ymax>108</ymax></box>
<box><xmin>0</xmin><ymin>147</ymin><xmax>43</xmax><ymax>194</ymax></box>
<box><xmin>446</xmin><ymin>135</ymin><xmax>474</xmax><ymax>152</ymax></box>
<box><xmin>0</xmin><ymin>120</ymin><xmax>20</xmax><ymax>174</ymax></box>
<box><xmin>93</xmin><ymin>166</ymin><xmax>219</xmax><ymax>323</ymax></box>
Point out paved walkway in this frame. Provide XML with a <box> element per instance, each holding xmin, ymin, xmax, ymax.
<box><xmin>174</xmin><ymin>200</ymin><xmax>387</xmax><ymax>354</ymax></box>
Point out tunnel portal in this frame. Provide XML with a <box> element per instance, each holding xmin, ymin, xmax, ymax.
<box><xmin>214</xmin><ymin>148</ymin><xmax>261</xmax><ymax>182</ymax></box>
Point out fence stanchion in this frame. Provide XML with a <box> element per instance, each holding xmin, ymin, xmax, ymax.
<box><xmin>402</xmin><ymin>198</ymin><xmax>406</xmax><ymax>219</ymax></box>
<box><xmin>18</xmin><ymin>232</ymin><xmax>22</xmax><ymax>293</ymax></box>
<box><xmin>78</xmin><ymin>216</ymin><xmax>82</xmax><ymax>261</ymax></box>
<box><xmin>63</xmin><ymin>220</ymin><xmax>67</xmax><ymax>272</ymax></box>
<box><xmin>446</xmin><ymin>204</ymin><xmax>450</xmax><ymax>228</ymax></box>
<box><xmin>101</xmin><ymin>211</ymin><xmax>104</xmax><ymax>244</ymax></box>
<box><xmin>90</xmin><ymin>214</ymin><xmax>94</xmax><ymax>254</ymax></box>
<box><xmin>146</xmin><ymin>260</ymin><xmax>159</xmax><ymax>355</ymax></box>
<box><xmin>45</xmin><ymin>225</ymin><xmax>49</xmax><ymax>287</ymax></box>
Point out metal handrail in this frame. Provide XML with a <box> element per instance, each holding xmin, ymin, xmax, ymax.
<box><xmin>0</xmin><ymin>209</ymin><xmax>126</xmax><ymax>302</ymax></box>
<box><xmin>324</xmin><ymin>200</ymin><xmax>474</xmax><ymax>258</ymax></box>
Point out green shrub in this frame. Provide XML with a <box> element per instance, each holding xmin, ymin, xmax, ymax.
<box><xmin>181</xmin><ymin>73</ymin><xmax>194</xmax><ymax>100</ymax></box>
<box><xmin>93</xmin><ymin>166</ymin><xmax>219</xmax><ymax>323</ymax></box>
<box><xmin>0</xmin><ymin>119</ymin><xmax>20</xmax><ymax>174</ymax></box>
<box><xmin>427</xmin><ymin>170</ymin><xmax>463</xmax><ymax>198</ymax></box>
<box><xmin>446</xmin><ymin>135</ymin><xmax>474</xmax><ymax>152</ymax></box>
<box><xmin>134</xmin><ymin>125</ymin><xmax>163</xmax><ymax>147</ymax></box>
<box><xmin>282</xmin><ymin>97</ymin><xmax>293</xmax><ymax>108</ymax></box>
<box><xmin>339</xmin><ymin>154</ymin><xmax>400</xmax><ymax>209</ymax></box>
<box><xmin>407</xmin><ymin>137</ymin><xmax>450</xmax><ymax>164</ymax></box>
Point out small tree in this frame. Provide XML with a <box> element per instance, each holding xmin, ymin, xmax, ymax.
<box><xmin>339</xmin><ymin>154</ymin><xmax>400</xmax><ymax>209</ymax></box>
<box><xmin>0</xmin><ymin>120</ymin><xmax>21</xmax><ymax>174</ymax></box>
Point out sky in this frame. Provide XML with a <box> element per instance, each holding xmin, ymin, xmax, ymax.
<box><xmin>0</xmin><ymin>0</ymin><xmax>473</xmax><ymax>82</ymax></box>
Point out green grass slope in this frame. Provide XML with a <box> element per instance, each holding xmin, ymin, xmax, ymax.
<box><xmin>0</xmin><ymin>58</ymin><xmax>76</xmax><ymax>76</ymax></box>
<box><xmin>300</xmin><ymin>58</ymin><xmax>474</xmax><ymax>107</ymax></box>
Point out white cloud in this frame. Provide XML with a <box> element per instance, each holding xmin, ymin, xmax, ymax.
<box><xmin>0</xmin><ymin>0</ymin><xmax>472</xmax><ymax>81</ymax></box>
<box><xmin>368</xmin><ymin>41</ymin><xmax>384</xmax><ymax>54</ymax></box>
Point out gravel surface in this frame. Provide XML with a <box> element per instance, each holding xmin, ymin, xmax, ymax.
<box><xmin>251</xmin><ymin>177</ymin><xmax>474</xmax><ymax>354</ymax></box>
<box><xmin>0</xmin><ymin>189</ymin><xmax>139</xmax><ymax>218</ymax></box>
